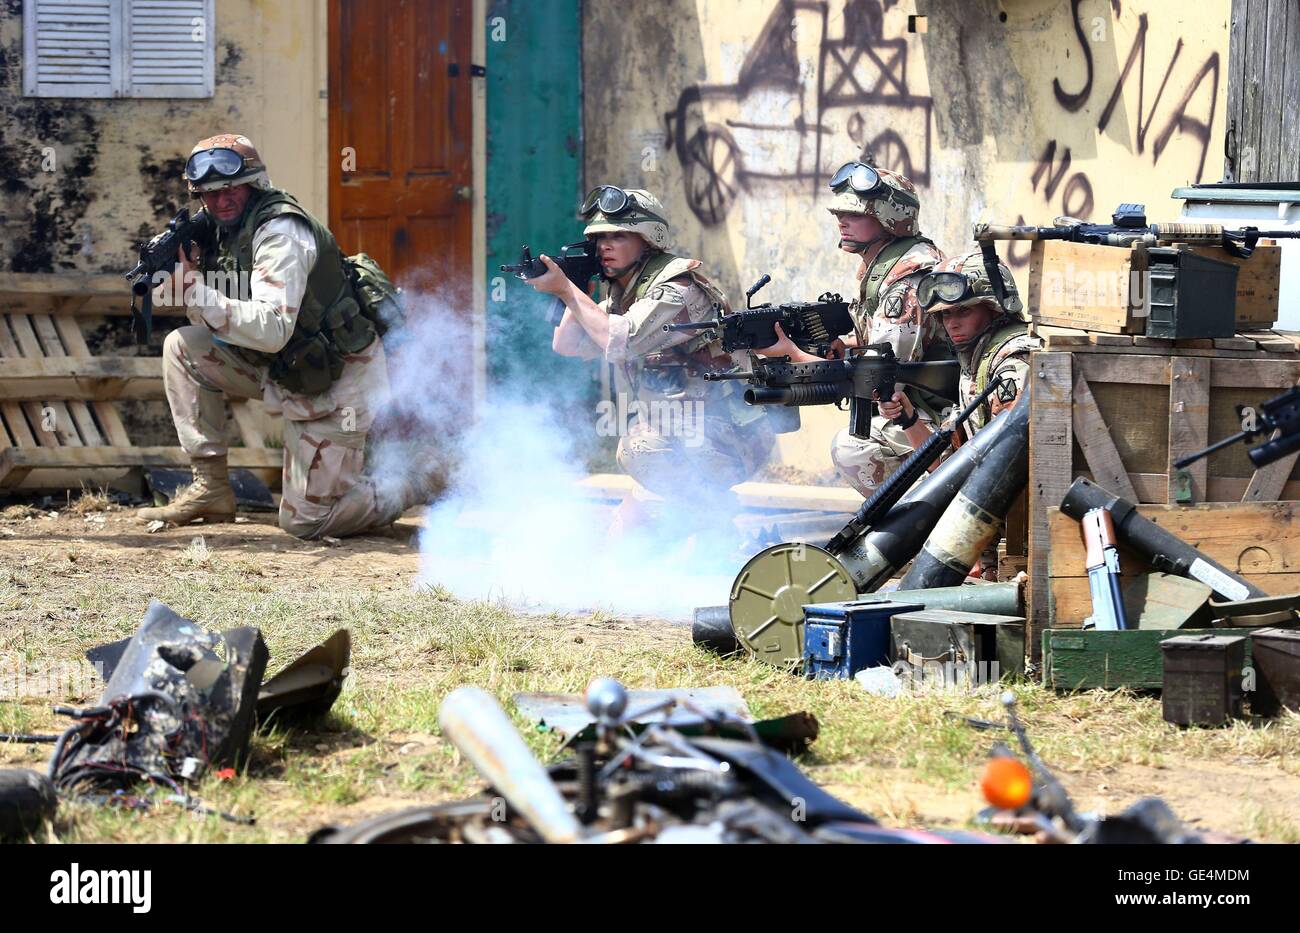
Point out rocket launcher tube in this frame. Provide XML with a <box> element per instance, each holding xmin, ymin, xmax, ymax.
<box><xmin>825</xmin><ymin>376</ymin><xmax>1011</xmax><ymax>555</ymax></box>
<box><xmin>1059</xmin><ymin>477</ymin><xmax>1266</xmax><ymax>601</ymax></box>
<box><xmin>897</xmin><ymin>380</ymin><xmax>1032</xmax><ymax>590</ymax></box>
<box><xmin>833</xmin><ymin>391</ymin><xmax>1023</xmax><ymax>592</ymax></box>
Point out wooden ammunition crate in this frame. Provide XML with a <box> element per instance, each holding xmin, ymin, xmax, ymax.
<box><xmin>1027</xmin><ymin>240</ymin><xmax>1281</xmax><ymax>333</ymax></box>
<box><xmin>1161</xmin><ymin>634</ymin><xmax>1246</xmax><ymax>725</ymax></box>
<box><xmin>1042</xmin><ymin>627</ymin><xmax>1253</xmax><ymax>692</ymax></box>
<box><xmin>1027</xmin><ymin>343</ymin><xmax>1300</xmax><ymax>659</ymax></box>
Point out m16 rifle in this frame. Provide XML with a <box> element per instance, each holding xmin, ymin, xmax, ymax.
<box><xmin>974</xmin><ymin>202</ymin><xmax>1300</xmax><ymax>259</ymax></box>
<box><xmin>124</xmin><ymin>207</ymin><xmax>215</xmax><ymax>344</ymax></box>
<box><xmin>1174</xmin><ymin>384</ymin><xmax>1300</xmax><ymax>470</ymax></box>
<box><xmin>662</xmin><ymin>273</ymin><xmax>854</xmax><ymax>358</ymax></box>
<box><xmin>500</xmin><ymin>241</ymin><xmax>603</xmax><ymax>327</ymax></box>
<box><xmin>705</xmin><ymin>343</ymin><xmax>960</xmax><ymax>440</ymax></box>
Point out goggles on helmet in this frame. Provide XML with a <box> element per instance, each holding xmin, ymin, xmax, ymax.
<box><xmin>917</xmin><ymin>271</ymin><xmax>980</xmax><ymax>310</ymax></box>
<box><xmin>579</xmin><ymin>185</ymin><xmax>655</xmax><ymax>219</ymax></box>
<box><xmin>827</xmin><ymin>161</ymin><xmax>885</xmax><ymax>197</ymax></box>
<box><xmin>185</xmin><ymin>148</ymin><xmax>247</xmax><ymax>184</ymax></box>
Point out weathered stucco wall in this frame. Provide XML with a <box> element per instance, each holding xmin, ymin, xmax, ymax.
<box><xmin>0</xmin><ymin>0</ymin><xmax>327</xmax><ymax>275</ymax></box>
<box><xmin>583</xmin><ymin>0</ymin><xmax>1229</xmax><ymax>472</ymax></box>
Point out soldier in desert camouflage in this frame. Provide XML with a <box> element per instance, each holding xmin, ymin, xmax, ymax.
<box><xmin>528</xmin><ymin>185</ymin><xmax>774</xmax><ymax>541</ymax></box>
<box><xmin>138</xmin><ymin>134</ymin><xmax>425</xmax><ymax>539</ymax></box>
<box><xmin>877</xmin><ymin>249</ymin><xmax>1041</xmax><ymax>579</ymax></box>
<box><xmin>753</xmin><ymin>162</ymin><xmax>951</xmax><ymax>497</ymax></box>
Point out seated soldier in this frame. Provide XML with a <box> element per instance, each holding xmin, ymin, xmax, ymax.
<box><xmin>877</xmin><ymin>249</ymin><xmax>1042</xmax><ymax>578</ymax></box>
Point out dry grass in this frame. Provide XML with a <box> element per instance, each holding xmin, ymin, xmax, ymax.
<box><xmin>1</xmin><ymin>522</ymin><xmax>1298</xmax><ymax>843</ymax></box>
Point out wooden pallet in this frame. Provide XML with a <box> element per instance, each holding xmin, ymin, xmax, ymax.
<box><xmin>1032</xmin><ymin>322</ymin><xmax>1300</xmax><ymax>357</ymax></box>
<box><xmin>1</xmin><ymin>274</ymin><xmax>282</xmax><ymax>492</ymax></box>
<box><xmin>1025</xmin><ymin>344</ymin><xmax>1300</xmax><ymax>660</ymax></box>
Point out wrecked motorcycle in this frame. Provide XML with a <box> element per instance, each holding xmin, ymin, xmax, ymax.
<box><xmin>312</xmin><ymin>679</ymin><xmax>996</xmax><ymax>844</ymax></box>
<box><xmin>971</xmin><ymin>692</ymin><xmax>1249</xmax><ymax>844</ymax></box>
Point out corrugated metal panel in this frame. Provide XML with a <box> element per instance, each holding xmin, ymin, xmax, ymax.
<box><xmin>23</xmin><ymin>0</ymin><xmax>213</xmax><ymax>99</ymax></box>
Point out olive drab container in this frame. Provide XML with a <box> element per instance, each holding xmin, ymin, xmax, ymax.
<box><xmin>890</xmin><ymin>610</ymin><xmax>1026</xmax><ymax>685</ymax></box>
<box><xmin>1160</xmin><ymin>634</ymin><xmax>1247</xmax><ymax>726</ymax></box>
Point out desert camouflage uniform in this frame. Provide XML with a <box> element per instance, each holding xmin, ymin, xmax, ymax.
<box><xmin>944</xmin><ymin>318</ymin><xmax>1042</xmax><ymax>434</ymax></box>
<box><xmin>567</xmin><ymin>254</ymin><xmax>775</xmax><ymax>505</ymax></box>
<box><xmin>831</xmin><ymin>239</ymin><xmax>947</xmax><ymax>496</ymax></box>
<box><xmin>163</xmin><ymin>214</ymin><xmax>395</xmax><ymax>539</ymax></box>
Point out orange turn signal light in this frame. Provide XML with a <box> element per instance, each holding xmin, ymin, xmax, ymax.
<box><xmin>981</xmin><ymin>756</ymin><xmax>1033</xmax><ymax>810</ymax></box>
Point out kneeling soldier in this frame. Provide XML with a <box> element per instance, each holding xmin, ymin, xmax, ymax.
<box><xmin>138</xmin><ymin>134</ymin><xmax>423</xmax><ymax>539</ymax></box>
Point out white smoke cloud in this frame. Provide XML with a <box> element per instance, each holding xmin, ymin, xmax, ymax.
<box><xmin>368</xmin><ymin>287</ymin><xmax>747</xmax><ymax>620</ymax></box>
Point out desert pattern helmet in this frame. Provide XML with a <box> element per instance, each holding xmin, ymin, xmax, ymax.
<box><xmin>185</xmin><ymin>134</ymin><xmax>271</xmax><ymax>194</ymax></box>
<box><xmin>582</xmin><ymin>188</ymin><xmax>671</xmax><ymax>250</ymax></box>
<box><xmin>921</xmin><ymin>250</ymin><xmax>1025</xmax><ymax>318</ymax></box>
<box><xmin>826</xmin><ymin>166</ymin><xmax>921</xmax><ymax>237</ymax></box>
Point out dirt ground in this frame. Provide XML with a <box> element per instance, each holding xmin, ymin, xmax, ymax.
<box><xmin>1</xmin><ymin>503</ymin><xmax>1298</xmax><ymax>843</ymax></box>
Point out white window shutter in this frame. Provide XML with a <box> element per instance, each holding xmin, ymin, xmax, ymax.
<box><xmin>23</xmin><ymin>0</ymin><xmax>123</xmax><ymax>98</ymax></box>
<box><xmin>125</xmin><ymin>0</ymin><xmax>214</xmax><ymax>98</ymax></box>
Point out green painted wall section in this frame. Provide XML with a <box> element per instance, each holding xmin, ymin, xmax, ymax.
<box><xmin>485</xmin><ymin>0</ymin><xmax>589</xmax><ymax>404</ymax></box>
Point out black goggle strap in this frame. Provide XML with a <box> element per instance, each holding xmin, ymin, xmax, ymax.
<box><xmin>978</xmin><ymin>241</ymin><xmax>1011</xmax><ymax>312</ymax></box>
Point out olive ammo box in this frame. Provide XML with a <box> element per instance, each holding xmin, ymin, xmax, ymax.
<box><xmin>1248</xmin><ymin>627</ymin><xmax>1300</xmax><ymax>717</ymax></box>
<box><xmin>1042</xmin><ymin>628</ymin><xmax>1254</xmax><ymax>691</ymax></box>
<box><xmin>802</xmin><ymin>600</ymin><xmax>923</xmax><ymax>680</ymax></box>
<box><xmin>1141</xmin><ymin>247</ymin><xmax>1239</xmax><ymax>340</ymax></box>
<box><xmin>1160</xmin><ymin>634</ymin><xmax>1246</xmax><ymax>726</ymax></box>
<box><xmin>889</xmin><ymin>610</ymin><xmax>1026</xmax><ymax>683</ymax></box>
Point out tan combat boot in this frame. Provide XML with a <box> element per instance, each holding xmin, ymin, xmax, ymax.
<box><xmin>138</xmin><ymin>455</ymin><xmax>237</xmax><ymax>525</ymax></box>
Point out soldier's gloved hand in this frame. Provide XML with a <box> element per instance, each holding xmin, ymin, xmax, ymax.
<box><xmin>528</xmin><ymin>254</ymin><xmax>572</xmax><ymax>297</ymax></box>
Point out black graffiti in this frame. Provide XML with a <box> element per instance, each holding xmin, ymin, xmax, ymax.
<box><xmin>1059</xmin><ymin>0</ymin><xmax>1219</xmax><ymax>183</ymax></box>
<box><xmin>663</xmin><ymin>0</ymin><xmax>933</xmax><ymax>226</ymax></box>
<box><xmin>1053</xmin><ymin>0</ymin><xmax>1093</xmax><ymax>113</ymax></box>
<box><xmin>1150</xmin><ymin>52</ymin><xmax>1219</xmax><ymax>183</ymax></box>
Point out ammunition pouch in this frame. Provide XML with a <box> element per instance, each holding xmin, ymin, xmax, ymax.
<box><xmin>345</xmin><ymin>252</ymin><xmax>406</xmax><ymax>338</ymax></box>
<box><xmin>269</xmin><ymin>330</ymin><xmax>345</xmax><ymax>397</ymax></box>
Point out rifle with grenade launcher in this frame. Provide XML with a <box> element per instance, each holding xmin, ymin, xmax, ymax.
<box><xmin>705</xmin><ymin>343</ymin><xmax>960</xmax><ymax>440</ymax></box>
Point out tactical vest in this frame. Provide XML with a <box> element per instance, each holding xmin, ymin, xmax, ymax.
<box><xmin>616</xmin><ymin>251</ymin><xmax>732</xmax><ymax>360</ymax></box>
<box><xmin>612</xmin><ymin>251</ymin><xmax>767</xmax><ymax>428</ymax></box>
<box><xmin>206</xmin><ymin>187</ymin><xmax>375</xmax><ymax>396</ymax></box>
<box><xmin>857</xmin><ymin>235</ymin><xmax>937</xmax><ymax>321</ymax></box>
<box><xmin>969</xmin><ymin>319</ymin><xmax>1030</xmax><ymax>426</ymax></box>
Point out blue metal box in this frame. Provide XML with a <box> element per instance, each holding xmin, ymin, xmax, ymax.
<box><xmin>803</xmin><ymin>600</ymin><xmax>925</xmax><ymax>680</ymax></box>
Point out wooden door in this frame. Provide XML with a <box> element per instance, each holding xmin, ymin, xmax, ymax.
<box><xmin>328</xmin><ymin>0</ymin><xmax>473</xmax><ymax>305</ymax></box>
